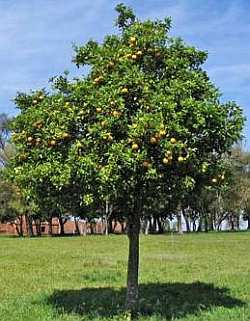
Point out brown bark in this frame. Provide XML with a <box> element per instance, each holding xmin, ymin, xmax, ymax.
<box><xmin>15</xmin><ymin>215</ymin><xmax>24</xmax><ymax>237</ymax></box>
<box><xmin>25</xmin><ymin>214</ymin><xmax>34</xmax><ymax>237</ymax></box>
<box><xmin>58</xmin><ymin>216</ymin><xmax>67</xmax><ymax>235</ymax></box>
<box><xmin>74</xmin><ymin>217</ymin><xmax>80</xmax><ymax>235</ymax></box>
<box><xmin>34</xmin><ymin>218</ymin><xmax>42</xmax><ymax>236</ymax></box>
<box><xmin>125</xmin><ymin>215</ymin><xmax>140</xmax><ymax>315</ymax></box>
<box><xmin>48</xmin><ymin>217</ymin><xmax>53</xmax><ymax>236</ymax></box>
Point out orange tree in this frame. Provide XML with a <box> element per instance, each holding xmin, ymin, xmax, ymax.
<box><xmin>9</xmin><ymin>3</ymin><xmax>244</xmax><ymax>314</ymax></box>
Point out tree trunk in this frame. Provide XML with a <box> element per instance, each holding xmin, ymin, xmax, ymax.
<box><xmin>144</xmin><ymin>219</ymin><xmax>150</xmax><ymax>235</ymax></box>
<box><xmin>209</xmin><ymin>215</ymin><xmax>214</xmax><ymax>231</ymax></box>
<box><xmin>25</xmin><ymin>214</ymin><xmax>34</xmax><ymax>237</ymax></box>
<box><xmin>104</xmin><ymin>200</ymin><xmax>109</xmax><ymax>235</ymax></box>
<box><xmin>58</xmin><ymin>216</ymin><xmax>66</xmax><ymax>235</ymax></box>
<box><xmin>247</xmin><ymin>215</ymin><xmax>250</xmax><ymax>230</ymax></box>
<box><xmin>125</xmin><ymin>215</ymin><xmax>140</xmax><ymax>315</ymax></box>
<box><xmin>197</xmin><ymin>217</ymin><xmax>202</xmax><ymax>232</ymax></box>
<box><xmin>108</xmin><ymin>216</ymin><xmax>113</xmax><ymax>233</ymax></box>
<box><xmin>204</xmin><ymin>215</ymin><xmax>208</xmax><ymax>232</ymax></box>
<box><xmin>156</xmin><ymin>217</ymin><xmax>164</xmax><ymax>234</ymax></box>
<box><xmin>15</xmin><ymin>215</ymin><xmax>24</xmax><ymax>237</ymax></box>
<box><xmin>184</xmin><ymin>215</ymin><xmax>190</xmax><ymax>232</ymax></box>
<box><xmin>35</xmin><ymin>218</ymin><xmax>41</xmax><ymax>236</ymax></box>
<box><xmin>48</xmin><ymin>217</ymin><xmax>53</xmax><ymax>236</ymax></box>
<box><xmin>74</xmin><ymin>217</ymin><xmax>80</xmax><ymax>235</ymax></box>
<box><xmin>177</xmin><ymin>212</ymin><xmax>183</xmax><ymax>234</ymax></box>
<box><xmin>192</xmin><ymin>219</ymin><xmax>196</xmax><ymax>232</ymax></box>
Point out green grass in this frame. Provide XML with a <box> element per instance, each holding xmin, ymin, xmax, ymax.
<box><xmin>0</xmin><ymin>232</ymin><xmax>250</xmax><ymax>321</ymax></box>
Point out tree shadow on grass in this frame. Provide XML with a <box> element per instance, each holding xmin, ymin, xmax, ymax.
<box><xmin>47</xmin><ymin>282</ymin><xmax>244</xmax><ymax>319</ymax></box>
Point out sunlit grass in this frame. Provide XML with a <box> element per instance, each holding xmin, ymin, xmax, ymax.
<box><xmin>0</xmin><ymin>232</ymin><xmax>249</xmax><ymax>320</ymax></box>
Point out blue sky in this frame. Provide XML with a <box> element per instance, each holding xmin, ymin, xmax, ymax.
<box><xmin>0</xmin><ymin>0</ymin><xmax>249</xmax><ymax>147</ymax></box>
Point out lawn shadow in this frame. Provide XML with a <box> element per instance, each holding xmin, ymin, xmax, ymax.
<box><xmin>47</xmin><ymin>282</ymin><xmax>244</xmax><ymax>319</ymax></box>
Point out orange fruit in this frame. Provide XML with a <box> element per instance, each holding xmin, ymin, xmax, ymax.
<box><xmin>132</xmin><ymin>143</ymin><xmax>139</xmax><ymax>151</ymax></box>
<box><xmin>113</xmin><ymin>111</ymin><xmax>121</xmax><ymax>117</ymax></box>
<box><xmin>121</xmin><ymin>87</ymin><xmax>129</xmax><ymax>94</ymax></box>
<box><xmin>143</xmin><ymin>161</ymin><xmax>151</xmax><ymax>168</ymax></box>
<box><xmin>62</xmin><ymin>133</ymin><xmax>70</xmax><ymax>139</ymax></box>
<box><xmin>150</xmin><ymin>137</ymin><xmax>157</xmax><ymax>145</ymax></box>
<box><xmin>50</xmin><ymin>140</ymin><xmax>56</xmax><ymax>146</ymax></box>
<box><xmin>159</xmin><ymin>129</ymin><xmax>166</xmax><ymax>137</ymax></box>
<box><xmin>163</xmin><ymin>158</ymin><xmax>169</xmax><ymax>165</ymax></box>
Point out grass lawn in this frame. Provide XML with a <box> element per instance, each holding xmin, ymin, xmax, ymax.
<box><xmin>0</xmin><ymin>232</ymin><xmax>250</xmax><ymax>321</ymax></box>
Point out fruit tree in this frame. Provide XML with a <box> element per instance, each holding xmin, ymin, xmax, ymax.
<box><xmin>10</xmin><ymin>3</ymin><xmax>244</xmax><ymax>314</ymax></box>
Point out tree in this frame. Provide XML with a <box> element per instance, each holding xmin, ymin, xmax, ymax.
<box><xmin>9</xmin><ymin>4</ymin><xmax>244</xmax><ymax>314</ymax></box>
<box><xmin>0</xmin><ymin>113</ymin><xmax>14</xmax><ymax>167</ymax></box>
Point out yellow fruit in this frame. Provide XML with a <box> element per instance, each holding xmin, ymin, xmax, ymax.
<box><xmin>50</xmin><ymin>140</ymin><xmax>56</xmax><ymax>146</ymax></box>
<box><xmin>27</xmin><ymin>137</ymin><xmax>33</xmax><ymax>142</ymax></box>
<box><xmin>221</xmin><ymin>174</ymin><xmax>225</xmax><ymax>180</ymax></box>
<box><xmin>107</xmin><ymin>134</ymin><xmax>113</xmax><ymax>142</ymax></box>
<box><xmin>94</xmin><ymin>76</ymin><xmax>103</xmax><ymax>84</ymax></box>
<box><xmin>121</xmin><ymin>87</ymin><xmax>129</xmax><ymax>94</ymax></box>
<box><xmin>36</xmin><ymin>138</ymin><xmax>41</xmax><ymax>144</ymax></box>
<box><xmin>132</xmin><ymin>143</ymin><xmax>139</xmax><ymax>151</ymax></box>
<box><xmin>163</xmin><ymin>158</ymin><xmax>169</xmax><ymax>165</ymax></box>
<box><xmin>39</xmin><ymin>95</ymin><xmax>44</xmax><ymax>100</ymax></box>
<box><xmin>178</xmin><ymin>156</ymin><xmax>184</xmax><ymax>162</ymax></box>
<box><xmin>159</xmin><ymin>129</ymin><xmax>166</xmax><ymax>137</ymax></box>
<box><xmin>211</xmin><ymin>178</ymin><xmax>217</xmax><ymax>183</ymax></box>
<box><xmin>32</xmin><ymin>99</ymin><xmax>38</xmax><ymax>104</ymax></box>
<box><xmin>170</xmin><ymin>138</ymin><xmax>177</xmax><ymax>144</ymax></box>
<box><xmin>129</xmin><ymin>36</ymin><xmax>136</xmax><ymax>43</ymax></box>
<box><xmin>62</xmin><ymin>133</ymin><xmax>70</xmax><ymax>139</ymax></box>
<box><xmin>112</xmin><ymin>111</ymin><xmax>121</xmax><ymax>117</ymax></box>
<box><xmin>101</xmin><ymin>121</ymin><xmax>107</xmax><ymax>127</ymax></box>
<box><xmin>20</xmin><ymin>154</ymin><xmax>27</xmax><ymax>161</ymax></box>
<box><xmin>96</xmin><ymin>107</ymin><xmax>102</xmax><ymax>113</ymax></box>
<box><xmin>143</xmin><ymin>161</ymin><xmax>151</xmax><ymax>168</ymax></box>
<box><xmin>150</xmin><ymin>137</ymin><xmax>157</xmax><ymax>145</ymax></box>
<box><xmin>65</xmin><ymin>102</ymin><xmax>70</xmax><ymax>107</ymax></box>
<box><xmin>165</xmin><ymin>150</ymin><xmax>172</xmax><ymax>156</ymax></box>
<box><xmin>126</xmin><ymin>53</ymin><xmax>132</xmax><ymax>59</ymax></box>
<box><xmin>131</xmin><ymin>54</ymin><xmax>137</xmax><ymax>60</ymax></box>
